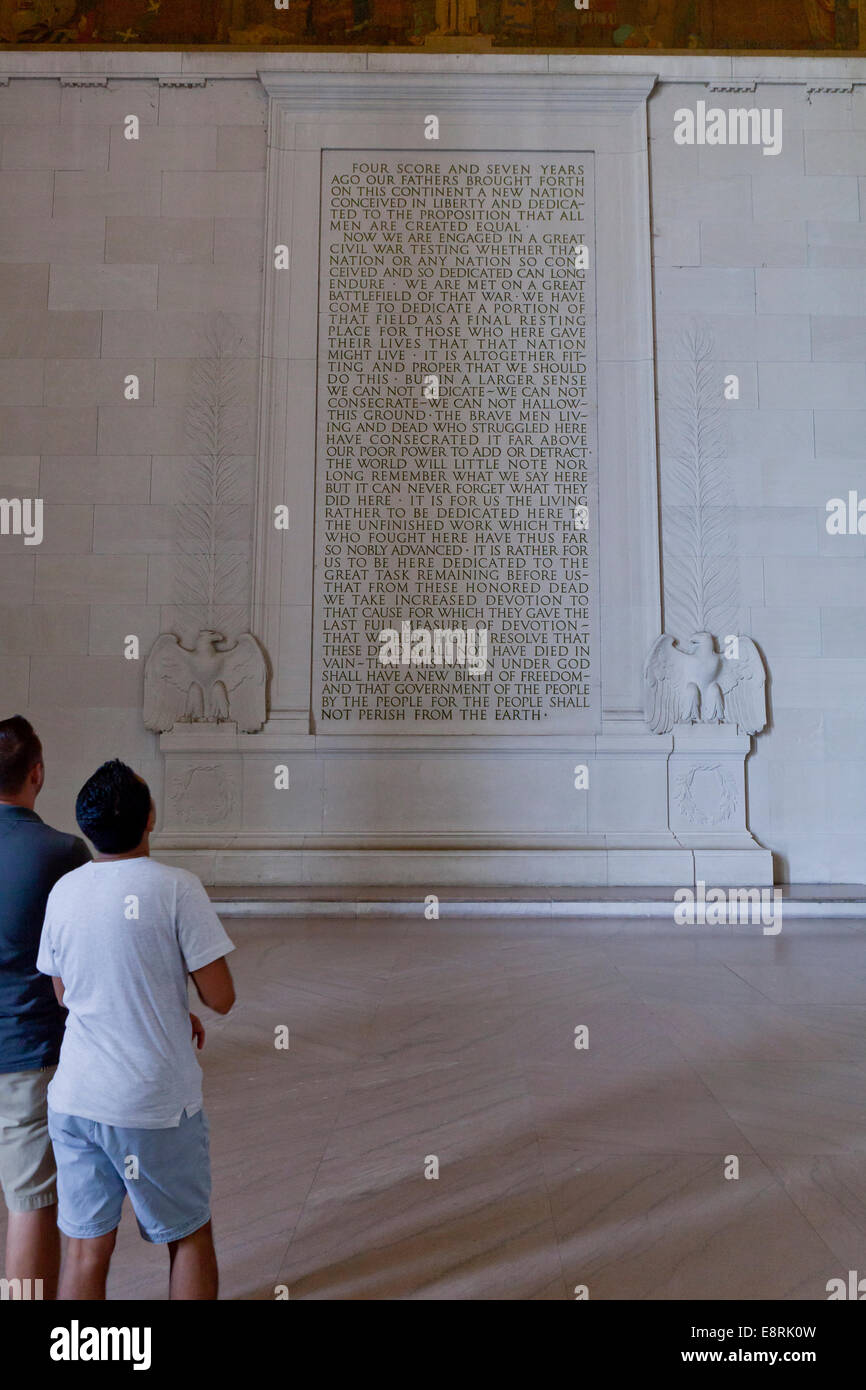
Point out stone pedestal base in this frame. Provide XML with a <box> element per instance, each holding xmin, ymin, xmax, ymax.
<box><xmin>150</xmin><ymin>722</ymin><xmax>772</xmax><ymax>888</ymax></box>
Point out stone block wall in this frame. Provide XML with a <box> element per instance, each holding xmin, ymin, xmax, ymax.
<box><xmin>0</xmin><ymin>72</ymin><xmax>266</xmax><ymax>832</ymax></box>
<box><xmin>650</xmin><ymin>80</ymin><xmax>866</xmax><ymax>882</ymax></box>
<box><xmin>1</xmin><ymin>54</ymin><xmax>864</xmax><ymax>883</ymax></box>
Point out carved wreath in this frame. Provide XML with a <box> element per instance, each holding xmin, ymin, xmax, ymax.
<box><xmin>674</xmin><ymin>763</ymin><xmax>738</xmax><ymax>826</ymax></box>
<box><xmin>169</xmin><ymin>764</ymin><xmax>236</xmax><ymax>826</ymax></box>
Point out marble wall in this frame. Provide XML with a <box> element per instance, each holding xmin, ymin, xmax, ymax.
<box><xmin>0</xmin><ymin>69</ymin><xmax>268</xmax><ymax>832</ymax></box>
<box><xmin>650</xmin><ymin>77</ymin><xmax>866</xmax><ymax>882</ymax></box>
<box><xmin>0</xmin><ymin>53</ymin><xmax>864</xmax><ymax>883</ymax></box>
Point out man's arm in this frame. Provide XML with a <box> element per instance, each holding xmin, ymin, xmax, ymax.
<box><xmin>51</xmin><ymin>976</ymin><xmax>65</xmax><ymax>1007</ymax></box>
<box><xmin>190</xmin><ymin>957</ymin><xmax>235</xmax><ymax>1015</ymax></box>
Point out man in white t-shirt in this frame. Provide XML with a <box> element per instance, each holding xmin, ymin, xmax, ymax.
<box><xmin>37</xmin><ymin>759</ymin><xmax>235</xmax><ymax>1300</ymax></box>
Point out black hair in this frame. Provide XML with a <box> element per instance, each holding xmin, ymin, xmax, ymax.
<box><xmin>0</xmin><ymin>715</ymin><xmax>42</xmax><ymax>796</ymax></box>
<box><xmin>75</xmin><ymin>760</ymin><xmax>152</xmax><ymax>854</ymax></box>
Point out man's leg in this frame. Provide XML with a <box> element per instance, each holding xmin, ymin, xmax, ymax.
<box><xmin>5</xmin><ymin>1206</ymin><xmax>60</xmax><ymax>1299</ymax></box>
<box><xmin>167</xmin><ymin>1220</ymin><xmax>218</xmax><ymax>1300</ymax></box>
<box><xmin>58</xmin><ymin>1229</ymin><xmax>117</xmax><ymax>1301</ymax></box>
<box><xmin>47</xmin><ymin>1109</ymin><xmax>125</xmax><ymax>1300</ymax></box>
<box><xmin>120</xmin><ymin>1110</ymin><xmax>215</xmax><ymax>1299</ymax></box>
<box><xmin>1</xmin><ymin>1066</ymin><xmax>60</xmax><ymax>1297</ymax></box>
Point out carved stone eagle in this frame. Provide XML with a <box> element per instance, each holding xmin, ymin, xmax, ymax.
<box><xmin>644</xmin><ymin>632</ymin><xmax>766</xmax><ymax>735</ymax></box>
<box><xmin>144</xmin><ymin>630</ymin><xmax>268</xmax><ymax>735</ymax></box>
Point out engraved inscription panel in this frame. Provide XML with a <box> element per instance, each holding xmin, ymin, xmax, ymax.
<box><xmin>313</xmin><ymin>151</ymin><xmax>600</xmax><ymax>732</ymax></box>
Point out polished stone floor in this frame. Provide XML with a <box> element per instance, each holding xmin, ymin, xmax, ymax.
<box><xmin>5</xmin><ymin>913</ymin><xmax>865</xmax><ymax>1300</ymax></box>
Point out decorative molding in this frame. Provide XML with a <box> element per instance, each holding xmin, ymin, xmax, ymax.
<box><xmin>5</xmin><ymin>55</ymin><xmax>866</xmax><ymax>88</ymax></box>
<box><xmin>805</xmin><ymin>83</ymin><xmax>854</xmax><ymax>101</ymax></box>
<box><xmin>158</xmin><ymin>75</ymin><xmax>208</xmax><ymax>88</ymax></box>
<box><xmin>706</xmin><ymin>81</ymin><xmax>757</xmax><ymax>92</ymax></box>
<box><xmin>259</xmin><ymin>71</ymin><xmax>658</xmax><ymax>113</ymax></box>
<box><xmin>59</xmin><ymin>76</ymin><xmax>108</xmax><ymax>87</ymax></box>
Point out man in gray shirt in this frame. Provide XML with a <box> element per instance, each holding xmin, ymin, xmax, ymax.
<box><xmin>0</xmin><ymin>716</ymin><xmax>90</xmax><ymax>1299</ymax></box>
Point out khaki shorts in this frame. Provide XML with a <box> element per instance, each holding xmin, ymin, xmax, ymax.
<box><xmin>0</xmin><ymin>1066</ymin><xmax>58</xmax><ymax>1213</ymax></box>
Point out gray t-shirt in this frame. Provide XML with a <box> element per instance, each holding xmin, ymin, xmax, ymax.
<box><xmin>37</xmin><ymin>857</ymin><xmax>234</xmax><ymax>1128</ymax></box>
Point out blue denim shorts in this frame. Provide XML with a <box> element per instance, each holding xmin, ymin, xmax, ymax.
<box><xmin>47</xmin><ymin>1106</ymin><xmax>211</xmax><ymax>1244</ymax></box>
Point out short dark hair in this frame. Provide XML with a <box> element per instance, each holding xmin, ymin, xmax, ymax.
<box><xmin>0</xmin><ymin>715</ymin><xmax>42</xmax><ymax>796</ymax></box>
<box><xmin>75</xmin><ymin>760</ymin><xmax>152</xmax><ymax>854</ymax></box>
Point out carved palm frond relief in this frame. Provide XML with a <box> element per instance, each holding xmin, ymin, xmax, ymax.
<box><xmin>175</xmin><ymin>313</ymin><xmax>252</xmax><ymax>639</ymax></box>
<box><xmin>661</xmin><ymin>323</ymin><xmax>741</xmax><ymax>641</ymax></box>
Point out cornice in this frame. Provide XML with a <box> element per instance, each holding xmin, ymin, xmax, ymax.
<box><xmin>58</xmin><ymin>74</ymin><xmax>108</xmax><ymax>86</ymax></box>
<box><xmin>260</xmin><ymin>71</ymin><xmax>658</xmax><ymax>110</ymax></box>
<box><xmin>157</xmin><ymin>74</ymin><xmax>207</xmax><ymax>86</ymax></box>
<box><xmin>3</xmin><ymin>51</ymin><xmax>866</xmax><ymax>90</ymax></box>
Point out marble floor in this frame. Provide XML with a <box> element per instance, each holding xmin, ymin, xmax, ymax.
<box><xmin>5</xmin><ymin>913</ymin><xmax>865</xmax><ymax>1300</ymax></box>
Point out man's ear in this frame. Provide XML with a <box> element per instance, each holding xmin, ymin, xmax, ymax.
<box><xmin>147</xmin><ymin>801</ymin><xmax>156</xmax><ymax>833</ymax></box>
<box><xmin>31</xmin><ymin>761</ymin><xmax>45</xmax><ymax>794</ymax></box>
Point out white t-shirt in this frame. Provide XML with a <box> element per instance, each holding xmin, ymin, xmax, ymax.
<box><xmin>37</xmin><ymin>858</ymin><xmax>234</xmax><ymax>1129</ymax></box>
